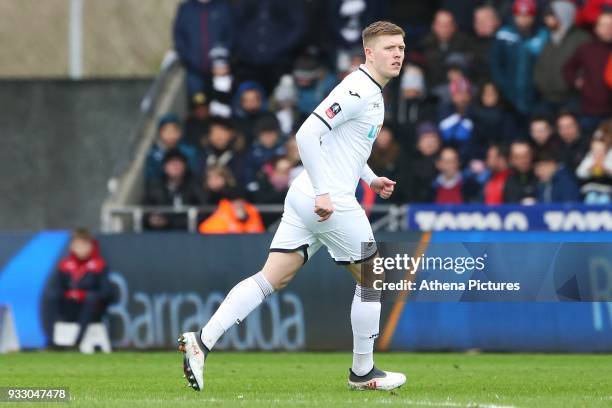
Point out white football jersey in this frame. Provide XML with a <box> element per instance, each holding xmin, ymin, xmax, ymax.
<box><xmin>292</xmin><ymin>64</ymin><xmax>385</xmax><ymax>209</ymax></box>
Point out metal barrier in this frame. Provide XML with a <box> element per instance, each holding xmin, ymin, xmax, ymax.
<box><xmin>101</xmin><ymin>204</ymin><xmax>407</xmax><ymax>233</ymax></box>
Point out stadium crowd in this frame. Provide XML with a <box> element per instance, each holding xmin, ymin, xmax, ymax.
<box><xmin>143</xmin><ymin>0</ymin><xmax>612</xmax><ymax>231</ymax></box>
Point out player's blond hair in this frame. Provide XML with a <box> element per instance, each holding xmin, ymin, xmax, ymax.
<box><xmin>362</xmin><ymin>21</ymin><xmax>405</xmax><ymax>46</ymax></box>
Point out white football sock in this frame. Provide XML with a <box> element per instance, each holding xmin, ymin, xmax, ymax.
<box><xmin>200</xmin><ymin>271</ymin><xmax>274</xmax><ymax>350</ymax></box>
<box><xmin>351</xmin><ymin>284</ymin><xmax>381</xmax><ymax>376</ymax></box>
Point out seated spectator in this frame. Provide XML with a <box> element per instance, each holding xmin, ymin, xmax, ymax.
<box><xmin>183</xmin><ymin>92</ymin><xmax>210</xmax><ymax>148</ymax></box>
<box><xmin>529</xmin><ymin>115</ymin><xmax>561</xmax><ymax>157</ymax></box>
<box><xmin>208</xmin><ymin>47</ymin><xmax>233</xmax><ymax>118</ymax></box>
<box><xmin>483</xmin><ymin>144</ymin><xmax>512</xmax><ymax>205</ymax></box>
<box><xmin>398</xmin><ymin>122</ymin><xmax>442</xmax><ymax>203</ymax></box>
<box><xmin>198</xmin><ymin>189</ymin><xmax>265</xmax><ymax>234</ymax></box>
<box><xmin>563</xmin><ymin>11</ymin><xmax>612</xmax><ymax>134</ymax></box>
<box><xmin>246</xmin><ymin>117</ymin><xmax>287</xmax><ymax>188</ymax></box>
<box><xmin>283</xmin><ymin>135</ymin><xmax>304</xmax><ymax>183</ymax></box>
<box><xmin>421</xmin><ymin>10</ymin><xmax>476</xmax><ymax>88</ymax></box>
<box><xmin>272</xmin><ymin>75</ymin><xmax>299</xmax><ymax>136</ymax></box>
<box><xmin>202</xmin><ymin>165</ymin><xmax>237</xmax><ymax>206</ymax></box>
<box><xmin>556</xmin><ymin>111</ymin><xmax>589</xmax><ymax>171</ymax></box>
<box><xmin>293</xmin><ymin>51</ymin><xmax>337</xmax><ymax>119</ymax></box>
<box><xmin>395</xmin><ymin>62</ymin><xmax>437</xmax><ymax>129</ymax></box>
<box><xmin>143</xmin><ymin>149</ymin><xmax>204</xmax><ymax>231</ymax></box>
<box><xmin>472</xmin><ymin>5</ymin><xmax>501</xmax><ymax>80</ymax></box>
<box><xmin>251</xmin><ymin>156</ymin><xmax>294</xmax><ymax>204</ymax></box>
<box><xmin>576</xmin><ymin>132</ymin><xmax>612</xmax><ymax>204</ymax></box>
<box><xmin>368</xmin><ymin>126</ymin><xmax>402</xmax><ymax>182</ymax></box>
<box><xmin>439</xmin><ymin>77</ymin><xmax>476</xmax><ymax>162</ymax></box>
<box><xmin>53</xmin><ymin>229</ymin><xmax>112</xmax><ymax>347</ymax></box>
<box><xmin>534</xmin><ymin>1</ymin><xmax>590</xmax><ymax>115</ymax></box>
<box><xmin>173</xmin><ymin>0</ymin><xmax>233</xmax><ymax>99</ymax></box>
<box><xmin>468</xmin><ymin>81</ymin><xmax>516</xmax><ymax>152</ymax></box>
<box><xmin>145</xmin><ymin>114</ymin><xmax>198</xmax><ymax>181</ymax></box>
<box><xmin>503</xmin><ymin>140</ymin><xmax>538</xmax><ymax>204</ymax></box>
<box><xmin>432</xmin><ymin>146</ymin><xmax>479</xmax><ymax>204</ymax></box>
<box><xmin>232</xmin><ymin>81</ymin><xmax>270</xmax><ymax>145</ymax></box>
<box><xmin>490</xmin><ymin>0</ymin><xmax>548</xmax><ymax>117</ymax></box>
<box><xmin>200</xmin><ymin>117</ymin><xmax>246</xmax><ymax>185</ymax></box>
<box><xmin>534</xmin><ymin>149</ymin><xmax>581</xmax><ymax>203</ymax></box>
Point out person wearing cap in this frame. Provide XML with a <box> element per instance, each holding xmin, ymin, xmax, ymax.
<box><xmin>145</xmin><ymin>114</ymin><xmax>199</xmax><ymax>181</ymax></box>
<box><xmin>534</xmin><ymin>0</ymin><xmax>591</xmax><ymax>115</ymax></box>
<box><xmin>184</xmin><ymin>92</ymin><xmax>211</xmax><ymax>148</ymax></box>
<box><xmin>143</xmin><ymin>148</ymin><xmax>205</xmax><ymax>231</ymax></box>
<box><xmin>395</xmin><ymin>62</ymin><xmax>437</xmax><ymax>129</ymax></box>
<box><xmin>173</xmin><ymin>0</ymin><xmax>234</xmax><ymax>98</ymax></box>
<box><xmin>208</xmin><ymin>46</ymin><xmax>233</xmax><ymax>118</ymax></box>
<box><xmin>490</xmin><ymin>0</ymin><xmax>548</xmax><ymax>118</ymax></box>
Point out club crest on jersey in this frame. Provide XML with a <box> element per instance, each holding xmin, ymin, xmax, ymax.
<box><xmin>325</xmin><ymin>102</ymin><xmax>341</xmax><ymax>119</ymax></box>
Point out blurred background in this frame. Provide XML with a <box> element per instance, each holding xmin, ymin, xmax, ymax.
<box><xmin>0</xmin><ymin>0</ymin><xmax>611</xmax><ymax>354</ymax></box>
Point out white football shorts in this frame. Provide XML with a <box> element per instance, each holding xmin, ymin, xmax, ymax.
<box><xmin>269</xmin><ymin>186</ymin><xmax>377</xmax><ymax>265</ymax></box>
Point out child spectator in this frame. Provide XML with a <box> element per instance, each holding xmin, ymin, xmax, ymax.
<box><xmin>563</xmin><ymin>12</ymin><xmax>612</xmax><ymax>134</ymax></box>
<box><xmin>245</xmin><ymin>117</ymin><xmax>287</xmax><ymax>189</ymax></box>
<box><xmin>576</xmin><ymin>130</ymin><xmax>612</xmax><ymax>204</ymax></box>
<box><xmin>534</xmin><ymin>1</ymin><xmax>591</xmax><ymax>114</ymax></box>
<box><xmin>202</xmin><ymin>165</ymin><xmax>237</xmax><ymax>206</ymax></box>
<box><xmin>251</xmin><ymin>156</ymin><xmax>294</xmax><ymax>204</ymax></box>
<box><xmin>143</xmin><ymin>149</ymin><xmax>204</xmax><ymax>231</ymax></box>
<box><xmin>490</xmin><ymin>0</ymin><xmax>548</xmax><ymax>117</ymax></box>
<box><xmin>483</xmin><ymin>144</ymin><xmax>512</xmax><ymax>205</ymax></box>
<box><xmin>556</xmin><ymin>111</ymin><xmax>589</xmax><ymax>171</ymax></box>
<box><xmin>198</xmin><ymin>189</ymin><xmax>265</xmax><ymax>234</ymax></box>
<box><xmin>503</xmin><ymin>140</ymin><xmax>538</xmax><ymax>204</ymax></box>
<box><xmin>53</xmin><ymin>229</ymin><xmax>112</xmax><ymax>347</ymax></box>
<box><xmin>534</xmin><ymin>149</ymin><xmax>581</xmax><ymax>202</ymax></box>
<box><xmin>145</xmin><ymin>114</ymin><xmax>198</xmax><ymax>181</ymax></box>
<box><xmin>432</xmin><ymin>146</ymin><xmax>479</xmax><ymax>204</ymax></box>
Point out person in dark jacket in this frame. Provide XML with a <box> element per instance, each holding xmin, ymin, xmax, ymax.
<box><xmin>528</xmin><ymin>115</ymin><xmax>561</xmax><ymax>157</ymax></box>
<box><xmin>563</xmin><ymin>12</ymin><xmax>612</xmax><ymax>134</ymax></box>
<box><xmin>183</xmin><ymin>92</ymin><xmax>211</xmax><ymax>148</ymax></box>
<box><xmin>420</xmin><ymin>10</ymin><xmax>476</xmax><ymax>88</ymax></box>
<box><xmin>200</xmin><ymin>117</ymin><xmax>247</xmax><ymax>186</ymax></box>
<box><xmin>53</xmin><ymin>229</ymin><xmax>112</xmax><ymax>347</ymax></box>
<box><xmin>556</xmin><ymin>111</ymin><xmax>590</xmax><ymax>171</ymax></box>
<box><xmin>232</xmin><ymin>0</ymin><xmax>306</xmax><ymax>94</ymax></box>
<box><xmin>503</xmin><ymin>140</ymin><xmax>539</xmax><ymax>203</ymax></box>
<box><xmin>245</xmin><ymin>117</ymin><xmax>287</xmax><ymax>188</ymax></box>
<box><xmin>534</xmin><ymin>149</ymin><xmax>581</xmax><ymax>202</ymax></box>
<box><xmin>251</xmin><ymin>156</ymin><xmax>294</xmax><ymax>204</ymax></box>
<box><xmin>144</xmin><ymin>149</ymin><xmax>205</xmax><ymax>231</ymax></box>
<box><xmin>534</xmin><ymin>1</ymin><xmax>591</xmax><ymax>114</ymax></box>
<box><xmin>472</xmin><ymin>5</ymin><xmax>502</xmax><ymax>81</ymax></box>
<box><xmin>231</xmin><ymin>81</ymin><xmax>272</xmax><ymax>145</ymax></box>
<box><xmin>490</xmin><ymin>0</ymin><xmax>548</xmax><ymax>116</ymax></box>
<box><xmin>173</xmin><ymin>0</ymin><xmax>234</xmax><ymax>98</ymax></box>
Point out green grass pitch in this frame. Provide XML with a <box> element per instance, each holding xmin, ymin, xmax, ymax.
<box><xmin>1</xmin><ymin>352</ymin><xmax>611</xmax><ymax>407</ymax></box>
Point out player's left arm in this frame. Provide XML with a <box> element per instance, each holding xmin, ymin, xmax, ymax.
<box><xmin>362</xmin><ymin>164</ymin><xmax>396</xmax><ymax>199</ymax></box>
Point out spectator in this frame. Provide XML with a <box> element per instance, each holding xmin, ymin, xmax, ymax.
<box><xmin>251</xmin><ymin>156</ymin><xmax>294</xmax><ymax>204</ymax></box>
<box><xmin>173</xmin><ymin>0</ymin><xmax>233</xmax><ymax>98</ymax></box>
<box><xmin>397</xmin><ymin>122</ymin><xmax>442</xmax><ymax>203</ymax></box>
<box><xmin>293</xmin><ymin>51</ymin><xmax>337</xmax><ymax>118</ymax></box>
<box><xmin>395</xmin><ymin>62</ymin><xmax>437</xmax><ymax>129</ymax></box>
<box><xmin>202</xmin><ymin>165</ymin><xmax>237</xmax><ymax>206</ymax></box>
<box><xmin>441</xmin><ymin>0</ymin><xmax>487</xmax><ymax>32</ymax></box>
<box><xmin>336</xmin><ymin>47</ymin><xmax>365</xmax><ymax>81</ymax></box>
<box><xmin>272</xmin><ymin>75</ymin><xmax>299</xmax><ymax>136</ymax></box>
<box><xmin>468</xmin><ymin>81</ymin><xmax>516</xmax><ymax>151</ymax></box>
<box><xmin>198</xmin><ymin>189</ymin><xmax>265</xmax><ymax>234</ymax></box>
<box><xmin>528</xmin><ymin>115</ymin><xmax>560</xmax><ymax>156</ymax></box>
<box><xmin>503</xmin><ymin>140</ymin><xmax>538</xmax><ymax>203</ymax></box>
<box><xmin>232</xmin><ymin>81</ymin><xmax>270</xmax><ymax>145</ymax></box>
<box><xmin>563</xmin><ymin>12</ymin><xmax>612</xmax><ymax>134</ymax></box>
<box><xmin>432</xmin><ymin>146</ymin><xmax>479</xmax><ymax>203</ymax></box>
<box><xmin>283</xmin><ymin>135</ymin><xmax>304</xmax><ymax>183</ymax></box>
<box><xmin>328</xmin><ymin>0</ymin><xmax>383</xmax><ymax>53</ymax></box>
<box><xmin>439</xmin><ymin>77</ymin><xmax>476</xmax><ymax>161</ymax></box>
<box><xmin>556</xmin><ymin>111</ymin><xmax>589</xmax><ymax>171</ymax></box>
<box><xmin>201</xmin><ymin>117</ymin><xmax>246</xmax><ymax>185</ymax></box>
<box><xmin>385</xmin><ymin>0</ymin><xmax>440</xmax><ymax>50</ymax></box>
<box><xmin>576</xmin><ymin>132</ymin><xmax>612</xmax><ymax>204</ymax></box>
<box><xmin>53</xmin><ymin>229</ymin><xmax>112</xmax><ymax>347</ymax></box>
<box><xmin>208</xmin><ymin>47</ymin><xmax>233</xmax><ymax>118</ymax></box>
<box><xmin>483</xmin><ymin>144</ymin><xmax>512</xmax><ymax>204</ymax></box>
<box><xmin>490</xmin><ymin>0</ymin><xmax>548</xmax><ymax>116</ymax></box>
<box><xmin>534</xmin><ymin>149</ymin><xmax>581</xmax><ymax>202</ymax></box>
<box><xmin>368</xmin><ymin>126</ymin><xmax>402</xmax><ymax>190</ymax></box>
<box><xmin>534</xmin><ymin>1</ymin><xmax>591</xmax><ymax>115</ymax></box>
<box><xmin>421</xmin><ymin>10</ymin><xmax>476</xmax><ymax>88</ymax></box>
<box><xmin>144</xmin><ymin>149</ymin><xmax>204</xmax><ymax>231</ymax></box>
<box><xmin>472</xmin><ymin>5</ymin><xmax>502</xmax><ymax>80</ymax></box>
<box><xmin>246</xmin><ymin>117</ymin><xmax>287</xmax><ymax>188</ymax></box>
<box><xmin>576</xmin><ymin>0</ymin><xmax>612</xmax><ymax>29</ymax></box>
<box><xmin>183</xmin><ymin>93</ymin><xmax>210</xmax><ymax>148</ymax></box>
<box><xmin>145</xmin><ymin>114</ymin><xmax>198</xmax><ymax>181</ymax></box>
<box><xmin>233</xmin><ymin>0</ymin><xmax>306</xmax><ymax>94</ymax></box>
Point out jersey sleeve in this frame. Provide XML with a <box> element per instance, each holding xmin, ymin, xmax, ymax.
<box><xmin>311</xmin><ymin>83</ymin><xmax>366</xmax><ymax>130</ymax></box>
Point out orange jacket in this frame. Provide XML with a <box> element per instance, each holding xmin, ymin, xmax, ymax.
<box><xmin>198</xmin><ymin>199</ymin><xmax>265</xmax><ymax>234</ymax></box>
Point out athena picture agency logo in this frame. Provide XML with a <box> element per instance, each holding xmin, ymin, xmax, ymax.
<box><xmin>360</xmin><ymin>241</ymin><xmax>612</xmax><ymax>303</ymax></box>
